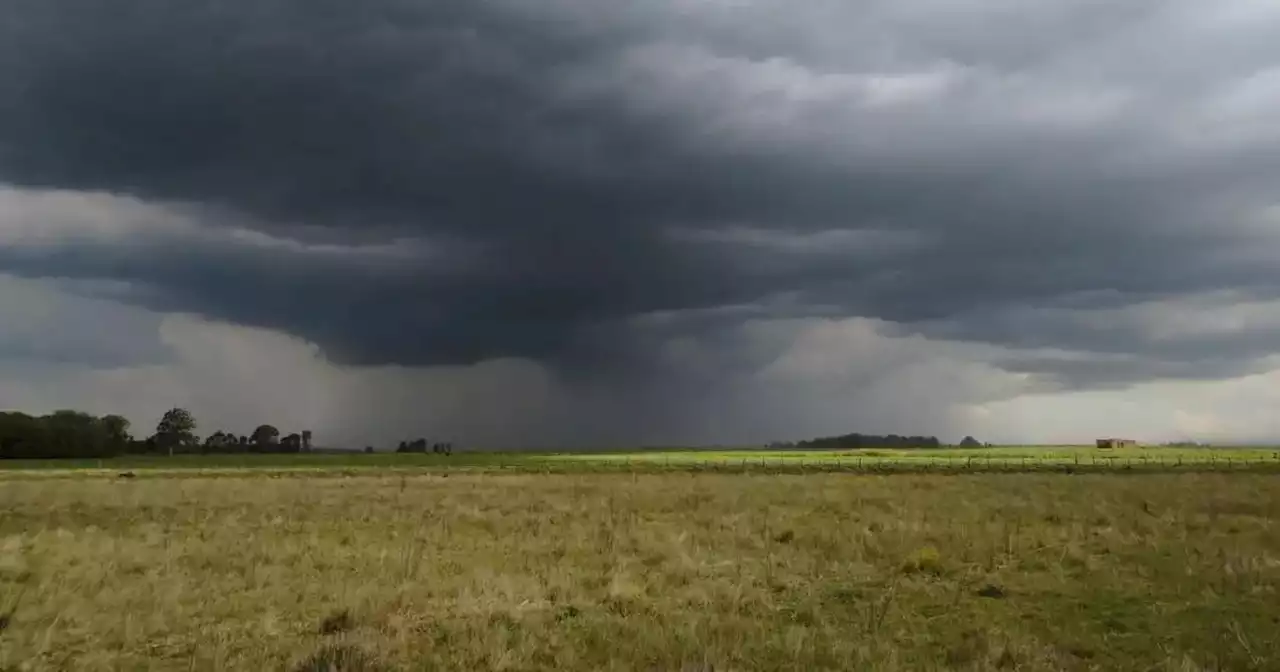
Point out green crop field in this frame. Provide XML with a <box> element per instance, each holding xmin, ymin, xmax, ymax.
<box><xmin>1</xmin><ymin>471</ymin><xmax>1278</xmax><ymax>670</ymax></box>
<box><xmin>548</xmin><ymin>445</ymin><xmax>1280</xmax><ymax>467</ymax></box>
<box><xmin>1</xmin><ymin>445</ymin><xmax>1277</xmax><ymax>477</ymax></box>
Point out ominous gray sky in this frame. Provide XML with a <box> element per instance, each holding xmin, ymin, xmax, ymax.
<box><xmin>3</xmin><ymin>0</ymin><xmax>1280</xmax><ymax>447</ymax></box>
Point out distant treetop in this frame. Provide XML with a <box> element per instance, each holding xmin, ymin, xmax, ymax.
<box><xmin>794</xmin><ymin>432</ymin><xmax>940</xmax><ymax>450</ymax></box>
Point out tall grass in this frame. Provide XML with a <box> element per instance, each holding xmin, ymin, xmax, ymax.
<box><xmin>1</xmin><ymin>472</ymin><xmax>1277</xmax><ymax>670</ymax></box>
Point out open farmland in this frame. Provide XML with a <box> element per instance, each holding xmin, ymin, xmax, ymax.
<box><xmin>1</xmin><ymin>472</ymin><xmax>1278</xmax><ymax>670</ymax></box>
<box><xmin>546</xmin><ymin>445</ymin><xmax>1280</xmax><ymax>472</ymax></box>
<box><xmin>1</xmin><ymin>445</ymin><xmax>1278</xmax><ymax>477</ymax></box>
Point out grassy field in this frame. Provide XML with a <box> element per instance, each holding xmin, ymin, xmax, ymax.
<box><xmin>1</xmin><ymin>445</ymin><xmax>1278</xmax><ymax>475</ymax></box>
<box><xmin>1</xmin><ymin>471</ymin><xmax>1278</xmax><ymax>670</ymax></box>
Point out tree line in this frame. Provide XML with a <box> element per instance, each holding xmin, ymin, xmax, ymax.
<box><xmin>0</xmin><ymin>407</ymin><xmax>315</xmax><ymax>459</ymax></box>
<box><xmin>776</xmin><ymin>432</ymin><xmax>986</xmax><ymax>450</ymax></box>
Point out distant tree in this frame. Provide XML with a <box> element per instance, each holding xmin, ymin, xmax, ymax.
<box><xmin>251</xmin><ymin>424</ymin><xmax>281</xmax><ymax>450</ymax></box>
<box><xmin>156</xmin><ymin>408</ymin><xmax>197</xmax><ymax>456</ymax></box>
<box><xmin>0</xmin><ymin>410</ymin><xmax>116</xmax><ymax>459</ymax></box>
<box><xmin>48</xmin><ymin>410</ymin><xmax>111</xmax><ymax>457</ymax></box>
<box><xmin>396</xmin><ymin>440</ymin><xmax>409</xmax><ymax>453</ymax></box>
<box><xmin>280</xmin><ymin>433</ymin><xmax>302</xmax><ymax>453</ymax></box>
<box><xmin>301</xmin><ymin>430</ymin><xmax>313</xmax><ymax>452</ymax></box>
<box><xmin>101</xmin><ymin>415</ymin><xmax>132</xmax><ymax>452</ymax></box>
<box><xmin>794</xmin><ymin>432</ymin><xmax>940</xmax><ymax>450</ymax></box>
<box><xmin>203</xmin><ymin>430</ymin><xmax>243</xmax><ymax>453</ymax></box>
<box><xmin>364</xmin><ymin>446</ymin><xmax>374</xmax><ymax>454</ymax></box>
<box><xmin>0</xmin><ymin>412</ymin><xmax>41</xmax><ymax>458</ymax></box>
<box><xmin>959</xmin><ymin>436</ymin><xmax>983</xmax><ymax>448</ymax></box>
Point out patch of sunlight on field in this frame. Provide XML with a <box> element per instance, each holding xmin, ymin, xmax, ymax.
<box><xmin>548</xmin><ymin>445</ymin><xmax>1280</xmax><ymax>466</ymax></box>
<box><xmin>1</xmin><ymin>446</ymin><xmax>1278</xmax><ymax>476</ymax></box>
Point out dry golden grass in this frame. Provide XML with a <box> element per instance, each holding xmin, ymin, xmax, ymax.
<box><xmin>1</xmin><ymin>472</ymin><xmax>1278</xmax><ymax>670</ymax></box>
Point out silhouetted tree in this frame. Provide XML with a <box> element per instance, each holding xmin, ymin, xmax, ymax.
<box><xmin>251</xmin><ymin>425</ymin><xmax>280</xmax><ymax>451</ymax></box>
<box><xmin>280</xmin><ymin>433</ymin><xmax>302</xmax><ymax>453</ymax></box>
<box><xmin>795</xmin><ymin>432</ymin><xmax>940</xmax><ymax>450</ymax></box>
<box><xmin>0</xmin><ymin>410</ymin><xmax>119</xmax><ymax>459</ymax></box>
<box><xmin>203</xmin><ymin>430</ymin><xmax>244</xmax><ymax>453</ymax></box>
<box><xmin>101</xmin><ymin>415</ymin><xmax>132</xmax><ymax>453</ymax></box>
<box><xmin>156</xmin><ymin>408</ymin><xmax>198</xmax><ymax>456</ymax></box>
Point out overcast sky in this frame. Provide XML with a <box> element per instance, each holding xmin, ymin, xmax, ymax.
<box><xmin>3</xmin><ymin>0</ymin><xmax>1280</xmax><ymax>447</ymax></box>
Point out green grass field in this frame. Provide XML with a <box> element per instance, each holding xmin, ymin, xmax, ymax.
<box><xmin>1</xmin><ymin>471</ymin><xmax>1277</xmax><ymax>670</ymax></box>
<box><xmin>1</xmin><ymin>445</ymin><xmax>1277</xmax><ymax>476</ymax></box>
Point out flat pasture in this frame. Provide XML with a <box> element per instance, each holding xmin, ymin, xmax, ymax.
<box><xmin>548</xmin><ymin>445</ymin><xmax>1280</xmax><ymax>469</ymax></box>
<box><xmin>1</xmin><ymin>472</ymin><xmax>1278</xmax><ymax>670</ymax></box>
<box><xmin>1</xmin><ymin>445</ymin><xmax>1277</xmax><ymax>477</ymax></box>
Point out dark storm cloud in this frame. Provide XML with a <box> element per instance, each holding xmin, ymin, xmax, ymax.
<box><xmin>3</xmin><ymin>0</ymin><xmax>1280</xmax><ymax>386</ymax></box>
